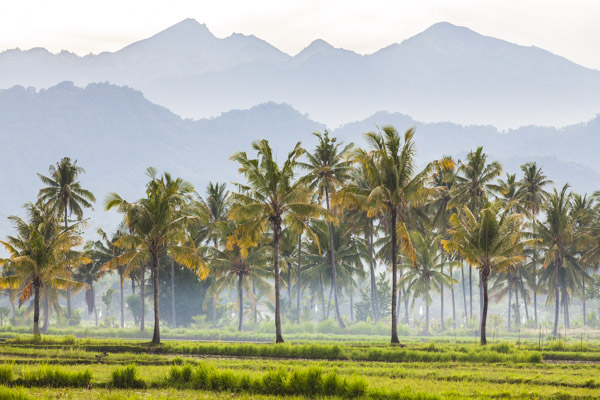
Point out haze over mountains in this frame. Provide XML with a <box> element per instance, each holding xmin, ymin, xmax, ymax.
<box><xmin>1</xmin><ymin>82</ymin><xmax>599</xmax><ymax>236</ymax></box>
<box><xmin>1</xmin><ymin>19</ymin><xmax>599</xmax><ymax>128</ymax></box>
<box><xmin>1</xmin><ymin>19</ymin><xmax>599</xmax><ymax>236</ymax></box>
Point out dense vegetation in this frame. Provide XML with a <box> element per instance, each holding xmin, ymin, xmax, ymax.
<box><xmin>1</xmin><ymin>127</ymin><xmax>600</xmax><ymax>349</ymax></box>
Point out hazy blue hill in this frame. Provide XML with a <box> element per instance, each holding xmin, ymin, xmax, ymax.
<box><xmin>1</xmin><ymin>19</ymin><xmax>599</xmax><ymax>129</ymax></box>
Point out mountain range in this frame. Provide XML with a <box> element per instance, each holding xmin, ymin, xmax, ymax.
<box><xmin>1</xmin><ymin>82</ymin><xmax>599</xmax><ymax>237</ymax></box>
<box><xmin>1</xmin><ymin>19</ymin><xmax>599</xmax><ymax>128</ymax></box>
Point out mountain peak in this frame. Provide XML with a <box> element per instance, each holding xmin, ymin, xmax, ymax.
<box><xmin>154</xmin><ymin>18</ymin><xmax>213</xmax><ymax>39</ymax></box>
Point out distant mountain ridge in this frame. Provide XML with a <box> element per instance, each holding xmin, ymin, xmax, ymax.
<box><xmin>1</xmin><ymin>19</ymin><xmax>599</xmax><ymax>128</ymax></box>
<box><xmin>1</xmin><ymin>82</ymin><xmax>599</xmax><ymax>238</ymax></box>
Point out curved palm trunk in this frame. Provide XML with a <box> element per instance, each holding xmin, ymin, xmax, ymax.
<box><xmin>119</xmin><ymin>269</ymin><xmax>125</xmax><ymax>328</ymax></box>
<box><xmin>170</xmin><ymin>257</ymin><xmax>176</xmax><ymax>328</ymax></box>
<box><xmin>238</xmin><ymin>273</ymin><xmax>243</xmax><ymax>331</ymax></box>
<box><xmin>480</xmin><ymin>266</ymin><xmax>490</xmax><ymax>345</ymax></box>
<box><xmin>368</xmin><ymin>221</ymin><xmax>379</xmax><ymax>321</ymax></box>
<box><xmin>461</xmin><ymin>266</ymin><xmax>468</xmax><ymax>323</ymax></box>
<box><xmin>43</xmin><ymin>293</ymin><xmax>49</xmax><ymax>334</ymax></box>
<box><xmin>325</xmin><ymin>186</ymin><xmax>344</xmax><ymax>328</ymax></box>
<box><xmin>514</xmin><ymin>282</ymin><xmax>520</xmax><ymax>327</ymax></box>
<box><xmin>296</xmin><ymin>233</ymin><xmax>302</xmax><ymax>324</ymax></box>
<box><xmin>583</xmin><ymin>276</ymin><xmax>586</xmax><ymax>326</ymax></box>
<box><xmin>552</xmin><ymin>263</ymin><xmax>560</xmax><ymax>339</ymax></box>
<box><xmin>33</xmin><ymin>281</ymin><xmax>41</xmax><ymax>337</ymax></box>
<box><xmin>391</xmin><ymin>207</ymin><xmax>400</xmax><ymax>344</ymax></box>
<box><xmin>273</xmin><ymin>221</ymin><xmax>284</xmax><ymax>343</ymax></box>
<box><xmin>507</xmin><ymin>280</ymin><xmax>512</xmax><ymax>331</ymax></box>
<box><xmin>64</xmin><ymin>205</ymin><xmax>72</xmax><ymax>320</ymax></box>
<box><xmin>520</xmin><ymin>271</ymin><xmax>529</xmax><ymax>322</ymax></box>
<box><xmin>140</xmin><ymin>265</ymin><xmax>145</xmax><ymax>331</ymax></box>
<box><xmin>151</xmin><ymin>251</ymin><xmax>161</xmax><ymax>346</ymax></box>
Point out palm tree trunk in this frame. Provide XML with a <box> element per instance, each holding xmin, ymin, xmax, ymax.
<box><xmin>520</xmin><ymin>271</ymin><xmax>529</xmax><ymax>322</ymax></box>
<box><xmin>319</xmin><ymin>274</ymin><xmax>326</xmax><ymax>320</ymax></box>
<box><xmin>440</xmin><ymin>264</ymin><xmax>445</xmax><ymax>330</ymax></box>
<box><xmin>461</xmin><ymin>266</ymin><xmax>468</xmax><ymax>323</ymax></box>
<box><xmin>451</xmin><ymin>268</ymin><xmax>456</xmax><ymax>330</ymax></box>
<box><xmin>425</xmin><ymin>303</ymin><xmax>430</xmax><ymax>335</ymax></box>
<box><xmin>43</xmin><ymin>293</ymin><xmax>49</xmax><ymax>334</ymax></box>
<box><xmin>515</xmin><ymin>282</ymin><xmax>520</xmax><ymax>327</ymax></box>
<box><xmin>391</xmin><ymin>207</ymin><xmax>400</xmax><ymax>344</ymax></box>
<box><xmin>33</xmin><ymin>280</ymin><xmax>41</xmax><ymax>337</ymax></box>
<box><xmin>252</xmin><ymin>280</ymin><xmax>257</xmax><ymax>325</ymax></box>
<box><xmin>238</xmin><ymin>273</ymin><xmax>243</xmax><ymax>331</ymax></box>
<box><xmin>151</xmin><ymin>251</ymin><xmax>161</xmax><ymax>346</ymax></box>
<box><xmin>552</xmin><ymin>263</ymin><xmax>560</xmax><ymax>339</ymax></box>
<box><xmin>325</xmin><ymin>185</ymin><xmax>345</xmax><ymax>328</ymax></box>
<box><xmin>350</xmin><ymin>291</ymin><xmax>354</xmax><ymax>322</ymax></box>
<box><xmin>64</xmin><ymin>205</ymin><xmax>72</xmax><ymax>320</ymax></box>
<box><xmin>94</xmin><ymin>304</ymin><xmax>98</xmax><ymax>327</ymax></box>
<box><xmin>326</xmin><ymin>283</ymin><xmax>333</xmax><ymax>319</ymax></box>
<box><xmin>120</xmin><ymin>269</ymin><xmax>124</xmax><ymax>328</ymax></box>
<box><xmin>273</xmin><ymin>220</ymin><xmax>284</xmax><ymax>343</ymax></box>
<box><xmin>469</xmin><ymin>266</ymin><xmax>473</xmax><ymax>320</ymax></box>
<box><xmin>480</xmin><ymin>266</ymin><xmax>490</xmax><ymax>345</ymax></box>
<box><xmin>369</xmin><ymin>220</ymin><xmax>379</xmax><ymax>321</ymax></box>
<box><xmin>296</xmin><ymin>233</ymin><xmax>302</xmax><ymax>324</ymax></box>
<box><xmin>508</xmin><ymin>280</ymin><xmax>512</xmax><ymax>331</ymax></box>
<box><xmin>287</xmin><ymin>265</ymin><xmax>292</xmax><ymax>311</ymax></box>
<box><xmin>533</xmin><ymin>217</ymin><xmax>538</xmax><ymax>326</ymax></box>
<box><xmin>583</xmin><ymin>275</ymin><xmax>586</xmax><ymax>326</ymax></box>
<box><xmin>140</xmin><ymin>265</ymin><xmax>145</xmax><ymax>331</ymax></box>
<box><xmin>170</xmin><ymin>257</ymin><xmax>176</xmax><ymax>328</ymax></box>
<box><xmin>562</xmin><ymin>284</ymin><xmax>570</xmax><ymax>329</ymax></box>
<box><xmin>10</xmin><ymin>300</ymin><xmax>16</xmax><ymax>326</ymax></box>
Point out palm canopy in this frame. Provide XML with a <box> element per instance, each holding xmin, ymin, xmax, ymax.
<box><xmin>37</xmin><ymin>157</ymin><xmax>95</xmax><ymax>226</ymax></box>
<box><xmin>443</xmin><ymin>201</ymin><xmax>531</xmax><ymax>344</ymax></box>
<box><xmin>103</xmin><ymin>168</ymin><xmax>208</xmax><ymax>345</ymax></box>
<box><xmin>229</xmin><ymin>139</ymin><xmax>324</xmax><ymax>343</ymax></box>
<box><xmin>352</xmin><ymin>125</ymin><xmax>433</xmax><ymax>343</ymax></box>
<box><xmin>450</xmin><ymin>147</ymin><xmax>502</xmax><ymax>213</ymax></box>
<box><xmin>0</xmin><ymin>201</ymin><xmax>88</xmax><ymax>335</ymax></box>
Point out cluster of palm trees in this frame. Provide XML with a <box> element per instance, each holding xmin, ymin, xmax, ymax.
<box><xmin>3</xmin><ymin>126</ymin><xmax>600</xmax><ymax>346</ymax></box>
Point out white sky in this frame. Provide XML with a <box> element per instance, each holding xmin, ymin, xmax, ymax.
<box><xmin>1</xmin><ymin>0</ymin><xmax>599</xmax><ymax>70</ymax></box>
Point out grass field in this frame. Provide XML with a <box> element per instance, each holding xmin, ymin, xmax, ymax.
<box><xmin>0</xmin><ymin>334</ymin><xmax>599</xmax><ymax>399</ymax></box>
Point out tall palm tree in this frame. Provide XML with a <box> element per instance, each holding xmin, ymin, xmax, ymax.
<box><xmin>400</xmin><ymin>231</ymin><xmax>456</xmax><ymax>335</ymax></box>
<box><xmin>0</xmin><ymin>201</ymin><xmax>87</xmax><ymax>336</ymax></box>
<box><xmin>230</xmin><ymin>140</ymin><xmax>323</xmax><ymax>343</ymax></box>
<box><xmin>516</xmin><ymin>162</ymin><xmax>552</xmax><ymax>326</ymax></box>
<box><xmin>443</xmin><ymin>201</ymin><xmax>530</xmax><ymax>345</ymax></box>
<box><xmin>354</xmin><ymin>126</ymin><xmax>431</xmax><ymax>344</ymax></box>
<box><xmin>104</xmin><ymin>168</ymin><xmax>208</xmax><ymax>345</ymax></box>
<box><xmin>37</xmin><ymin>157</ymin><xmax>95</xmax><ymax>319</ymax></box>
<box><xmin>299</xmin><ymin>131</ymin><xmax>353</xmax><ymax>328</ymax></box>
<box><xmin>450</xmin><ymin>147</ymin><xmax>502</xmax><ymax>321</ymax></box>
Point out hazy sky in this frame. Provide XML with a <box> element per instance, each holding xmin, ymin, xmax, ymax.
<box><xmin>2</xmin><ymin>0</ymin><xmax>599</xmax><ymax>70</ymax></box>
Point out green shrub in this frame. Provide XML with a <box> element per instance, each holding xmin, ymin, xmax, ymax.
<box><xmin>0</xmin><ymin>386</ymin><xmax>34</xmax><ymax>400</ymax></box>
<box><xmin>109</xmin><ymin>365</ymin><xmax>146</xmax><ymax>389</ymax></box>
<box><xmin>0</xmin><ymin>363</ymin><xmax>14</xmax><ymax>385</ymax></box>
<box><xmin>19</xmin><ymin>365</ymin><xmax>92</xmax><ymax>387</ymax></box>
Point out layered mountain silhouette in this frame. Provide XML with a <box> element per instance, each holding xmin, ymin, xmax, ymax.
<box><xmin>1</xmin><ymin>82</ymin><xmax>599</xmax><ymax>236</ymax></box>
<box><xmin>1</xmin><ymin>19</ymin><xmax>599</xmax><ymax>128</ymax></box>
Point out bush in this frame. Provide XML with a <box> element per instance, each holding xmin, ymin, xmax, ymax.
<box><xmin>0</xmin><ymin>386</ymin><xmax>34</xmax><ymax>400</ymax></box>
<box><xmin>19</xmin><ymin>365</ymin><xmax>92</xmax><ymax>387</ymax></box>
<box><xmin>0</xmin><ymin>364</ymin><xmax>14</xmax><ymax>385</ymax></box>
<box><xmin>109</xmin><ymin>365</ymin><xmax>146</xmax><ymax>389</ymax></box>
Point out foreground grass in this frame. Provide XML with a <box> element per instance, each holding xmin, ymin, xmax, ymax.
<box><xmin>1</xmin><ymin>337</ymin><xmax>599</xmax><ymax>399</ymax></box>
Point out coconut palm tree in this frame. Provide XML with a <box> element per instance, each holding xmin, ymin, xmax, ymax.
<box><xmin>516</xmin><ymin>163</ymin><xmax>552</xmax><ymax>326</ymax></box>
<box><xmin>400</xmin><ymin>231</ymin><xmax>457</xmax><ymax>335</ymax></box>
<box><xmin>104</xmin><ymin>168</ymin><xmax>208</xmax><ymax>345</ymax></box>
<box><xmin>450</xmin><ymin>147</ymin><xmax>502</xmax><ymax>321</ymax></box>
<box><xmin>210</xmin><ymin>220</ymin><xmax>272</xmax><ymax>331</ymax></box>
<box><xmin>443</xmin><ymin>201</ymin><xmax>530</xmax><ymax>345</ymax></box>
<box><xmin>0</xmin><ymin>201</ymin><xmax>87</xmax><ymax>336</ymax></box>
<box><xmin>353</xmin><ymin>126</ymin><xmax>432</xmax><ymax>344</ymax></box>
<box><xmin>37</xmin><ymin>157</ymin><xmax>95</xmax><ymax>319</ymax></box>
<box><xmin>230</xmin><ymin>140</ymin><xmax>323</xmax><ymax>343</ymax></box>
<box><xmin>299</xmin><ymin>131</ymin><xmax>353</xmax><ymax>328</ymax></box>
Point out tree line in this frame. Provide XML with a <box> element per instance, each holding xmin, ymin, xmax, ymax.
<box><xmin>2</xmin><ymin>127</ymin><xmax>600</xmax><ymax>346</ymax></box>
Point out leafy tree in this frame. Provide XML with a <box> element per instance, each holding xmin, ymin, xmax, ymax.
<box><xmin>444</xmin><ymin>202</ymin><xmax>530</xmax><ymax>345</ymax></box>
<box><xmin>37</xmin><ymin>157</ymin><xmax>95</xmax><ymax>318</ymax></box>
<box><xmin>230</xmin><ymin>140</ymin><xmax>323</xmax><ymax>343</ymax></box>
<box><xmin>354</xmin><ymin>126</ymin><xmax>431</xmax><ymax>343</ymax></box>
<box><xmin>0</xmin><ymin>201</ymin><xmax>87</xmax><ymax>336</ymax></box>
<box><xmin>104</xmin><ymin>168</ymin><xmax>208</xmax><ymax>345</ymax></box>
